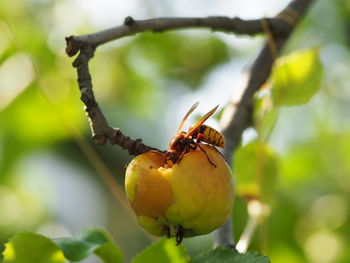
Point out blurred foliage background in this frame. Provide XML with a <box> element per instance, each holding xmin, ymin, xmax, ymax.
<box><xmin>1</xmin><ymin>0</ymin><xmax>350</xmax><ymax>262</ymax></box>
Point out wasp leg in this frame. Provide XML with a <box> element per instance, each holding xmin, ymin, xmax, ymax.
<box><xmin>175</xmin><ymin>226</ymin><xmax>184</xmax><ymax>246</ymax></box>
<box><xmin>175</xmin><ymin>145</ymin><xmax>193</xmax><ymax>164</ymax></box>
<box><xmin>177</xmin><ymin>151</ymin><xmax>186</xmax><ymax>164</ymax></box>
<box><xmin>210</xmin><ymin>144</ymin><xmax>227</xmax><ymax>161</ymax></box>
<box><xmin>197</xmin><ymin>144</ymin><xmax>216</xmax><ymax>168</ymax></box>
<box><xmin>196</xmin><ymin>133</ymin><xmax>226</xmax><ymax>163</ymax></box>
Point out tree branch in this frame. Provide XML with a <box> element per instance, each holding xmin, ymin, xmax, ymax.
<box><xmin>215</xmin><ymin>0</ymin><xmax>315</xmax><ymax>248</ymax></box>
<box><xmin>66</xmin><ymin>15</ymin><xmax>293</xmax><ymax>57</ymax></box>
<box><xmin>65</xmin><ymin>8</ymin><xmax>303</xmax><ymax>156</ymax></box>
<box><xmin>65</xmin><ymin>12</ymin><xmax>294</xmax><ymax>155</ymax></box>
<box><xmin>71</xmin><ymin>45</ymin><xmax>157</xmax><ymax>155</ymax></box>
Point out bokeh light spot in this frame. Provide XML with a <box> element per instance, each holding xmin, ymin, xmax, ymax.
<box><xmin>304</xmin><ymin>230</ymin><xmax>344</xmax><ymax>263</ymax></box>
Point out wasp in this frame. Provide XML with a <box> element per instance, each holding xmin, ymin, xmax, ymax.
<box><xmin>165</xmin><ymin>102</ymin><xmax>224</xmax><ymax>167</ymax></box>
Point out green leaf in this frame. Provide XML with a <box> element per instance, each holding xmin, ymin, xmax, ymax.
<box><xmin>94</xmin><ymin>243</ymin><xmax>123</xmax><ymax>263</ymax></box>
<box><xmin>0</xmin><ymin>83</ymin><xmax>84</xmax><ymax>141</ymax></box>
<box><xmin>191</xmin><ymin>247</ymin><xmax>270</xmax><ymax>263</ymax></box>
<box><xmin>132</xmin><ymin>239</ymin><xmax>189</xmax><ymax>263</ymax></box>
<box><xmin>80</xmin><ymin>228</ymin><xmax>113</xmax><ymax>244</ymax></box>
<box><xmin>233</xmin><ymin>141</ymin><xmax>279</xmax><ymax>203</ymax></box>
<box><xmin>125</xmin><ymin>32</ymin><xmax>230</xmax><ymax>90</ymax></box>
<box><xmin>254</xmin><ymin>90</ymin><xmax>279</xmax><ymax>141</ymax></box>
<box><xmin>53</xmin><ymin>238</ymin><xmax>91</xmax><ymax>262</ymax></box>
<box><xmin>2</xmin><ymin>232</ymin><xmax>65</xmax><ymax>263</ymax></box>
<box><xmin>271</xmin><ymin>47</ymin><xmax>323</xmax><ymax>106</ymax></box>
<box><xmin>53</xmin><ymin>228</ymin><xmax>122</xmax><ymax>263</ymax></box>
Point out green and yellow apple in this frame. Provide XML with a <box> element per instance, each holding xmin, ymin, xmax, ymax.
<box><xmin>125</xmin><ymin>145</ymin><xmax>234</xmax><ymax>242</ymax></box>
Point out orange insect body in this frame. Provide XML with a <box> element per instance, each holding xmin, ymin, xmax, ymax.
<box><xmin>166</xmin><ymin>102</ymin><xmax>224</xmax><ymax>167</ymax></box>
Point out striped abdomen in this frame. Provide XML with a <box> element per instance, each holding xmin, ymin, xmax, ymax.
<box><xmin>197</xmin><ymin>125</ymin><xmax>224</xmax><ymax>148</ymax></box>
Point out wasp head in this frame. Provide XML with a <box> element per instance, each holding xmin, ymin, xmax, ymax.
<box><xmin>169</xmin><ymin>131</ymin><xmax>187</xmax><ymax>152</ymax></box>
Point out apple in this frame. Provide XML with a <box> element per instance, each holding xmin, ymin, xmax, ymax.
<box><xmin>125</xmin><ymin>144</ymin><xmax>234</xmax><ymax>242</ymax></box>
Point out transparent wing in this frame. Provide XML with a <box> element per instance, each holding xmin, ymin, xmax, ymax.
<box><xmin>176</xmin><ymin>102</ymin><xmax>199</xmax><ymax>133</ymax></box>
<box><xmin>186</xmin><ymin>105</ymin><xmax>219</xmax><ymax>138</ymax></box>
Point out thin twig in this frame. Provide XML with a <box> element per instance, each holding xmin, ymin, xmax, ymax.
<box><xmin>66</xmin><ymin>16</ymin><xmax>292</xmax><ymax>57</ymax></box>
<box><xmin>236</xmin><ymin>200</ymin><xmax>271</xmax><ymax>253</ymax></box>
<box><xmin>70</xmin><ymin>45</ymin><xmax>158</xmax><ymax>155</ymax></box>
<box><xmin>236</xmin><ymin>216</ymin><xmax>258</xmax><ymax>253</ymax></box>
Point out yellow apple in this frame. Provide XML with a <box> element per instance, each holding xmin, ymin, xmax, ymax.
<box><xmin>125</xmin><ymin>144</ymin><xmax>234</xmax><ymax>241</ymax></box>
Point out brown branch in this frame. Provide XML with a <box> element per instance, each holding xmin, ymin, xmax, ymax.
<box><xmin>65</xmin><ymin>13</ymin><xmax>294</xmax><ymax>156</ymax></box>
<box><xmin>71</xmin><ymin>45</ymin><xmax>157</xmax><ymax>155</ymax></box>
<box><xmin>215</xmin><ymin>0</ymin><xmax>315</xmax><ymax>248</ymax></box>
<box><xmin>65</xmin><ymin>10</ymin><xmax>304</xmax><ymax>156</ymax></box>
<box><xmin>66</xmin><ymin>16</ymin><xmax>293</xmax><ymax>57</ymax></box>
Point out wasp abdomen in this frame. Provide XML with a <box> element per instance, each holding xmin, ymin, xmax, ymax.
<box><xmin>198</xmin><ymin>125</ymin><xmax>224</xmax><ymax>148</ymax></box>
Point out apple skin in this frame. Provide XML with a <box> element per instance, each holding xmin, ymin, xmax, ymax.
<box><xmin>125</xmin><ymin>144</ymin><xmax>234</xmax><ymax>238</ymax></box>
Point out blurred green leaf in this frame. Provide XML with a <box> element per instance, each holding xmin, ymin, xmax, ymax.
<box><xmin>233</xmin><ymin>141</ymin><xmax>279</xmax><ymax>203</ymax></box>
<box><xmin>132</xmin><ymin>239</ymin><xmax>189</xmax><ymax>263</ymax></box>
<box><xmin>191</xmin><ymin>247</ymin><xmax>270</xmax><ymax>263</ymax></box>
<box><xmin>54</xmin><ymin>228</ymin><xmax>122</xmax><ymax>263</ymax></box>
<box><xmin>53</xmin><ymin>238</ymin><xmax>91</xmax><ymax>262</ymax></box>
<box><xmin>91</xmin><ymin>32</ymin><xmax>230</xmax><ymax>118</ymax></box>
<box><xmin>2</xmin><ymin>232</ymin><xmax>65</xmax><ymax>263</ymax></box>
<box><xmin>2</xmin><ymin>229</ymin><xmax>123</xmax><ymax>263</ymax></box>
<box><xmin>80</xmin><ymin>228</ymin><xmax>115</xmax><ymax>244</ymax></box>
<box><xmin>0</xmin><ymin>86</ymin><xmax>65</xmax><ymax>144</ymax></box>
<box><xmin>271</xmin><ymin>48</ymin><xmax>323</xmax><ymax>106</ymax></box>
<box><xmin>0</xmin><ymin>81</ymin><xmax>85</xmax><ymax>177</ymax></box>
<box><xmin>254</xmin><ymin>90</ymin><xmax>279</xmax><ymax>141</ymax></box>
<box><xmin>0</xmin><ymin>186</ymin><xmax>46</xmax><ymax>237</ymax></box>
<box><xmin>280</xmin><ymin>130</ymin><xmax>350</xmax><ymax>188</ymax></box>
<box><xmin>129</xmin><ymin>32</ymin><xmax>230</xmax><ymax>89</ymax></box>
<box><xmin>95</xmin><ymin>243</ymin><xmax>124</xmax><ymax>263</ymax></box>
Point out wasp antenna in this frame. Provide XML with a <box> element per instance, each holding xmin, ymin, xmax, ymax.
<box><xmin>176</xmin><ymin>102</ymin><xmax>200</xmax><ymax>133</ymax></box>
<box><xmin>206</xmin><ymin>104</ymin><xmax>219</xmax><ymax>117</ymax></box>
<box><xmin>186</xmin><ymin>104</ymin><xmax>219</xmax><ymax>137</ymax></box>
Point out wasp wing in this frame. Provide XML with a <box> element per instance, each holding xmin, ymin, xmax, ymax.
<box><xmin>186</xmin><ymin>105</ymin><xmax>219</xmax><ymax>138</ymax></box>
<box><xmin>176</xmin><ymin>102</ymin><xmax>199</xmax><ymax>133</ymax></box>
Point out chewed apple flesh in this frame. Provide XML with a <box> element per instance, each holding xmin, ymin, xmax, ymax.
<box><xmin>125</xmin><ymin>145</ymin><xmax>234</xmax><ymax>238</ymax></box>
